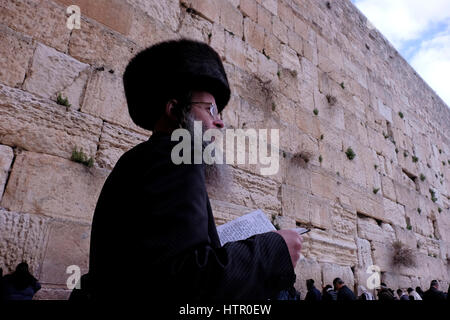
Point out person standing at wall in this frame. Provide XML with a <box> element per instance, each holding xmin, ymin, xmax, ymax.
<box><xmin>1</xmin><ymin>262</ymin><xmax>41</xmax><ymax>300</ymax></box>
<box><xmin>333</xmin><ymin>278</ymin><xmax>356</xmax><ymax>301</ymax></box>
<box><xmin>86</xmin><ymin>39</ymin><xmax>303</xmax><ymax>302</ymax></box>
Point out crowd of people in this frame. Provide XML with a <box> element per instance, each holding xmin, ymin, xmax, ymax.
<box><xmin>301</xmin><ymin>278</ymin><xmax>450</xmax><ymax>301</ymax></box>
<box><xmin>0</xmin><ymin>262</ymin><xmax>41</xmax><ymax>300</ymax></box>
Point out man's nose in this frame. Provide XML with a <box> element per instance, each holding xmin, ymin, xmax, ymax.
<box><xmin>213</xmin><ymin>119</ymin><xmax>224</xmax><ymax>128</ymax></box>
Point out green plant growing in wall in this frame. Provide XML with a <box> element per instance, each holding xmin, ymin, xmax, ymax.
<box><xmin>374</xmin><ymin>164</ymin><xmax>378</xmax><ymax>170</ymax></box>
<box><xmin>319</xmin><ymin>155</ymin><xmax>323</xmax><ymax>163</ymax></box>
<box><xmin>272</xmin><ymin>103</ymin><xmax>276</xmax><ymax>111</ymax></box>
<box><xmin>406</xmin><ymin>224</ymin><xmax>412</xmax><ymax>231</ymax></box>
<box><xmin>345</xmin><ymin>147</ymin><xmax>356</xmax><ymax>160</ymax></box>
<box><xmin>56</xmin><ymin>92</ymin><xmax>71</xmax><ymax>107</ymax></box>
<box><xmin>412</xmin><ymin>155</ymin><xmax>419</xmax><ymax>163</ymax></box>
<box><xmin>429</xmin><ymin>188</ymin><xmax>437</xmax><ymax>203</ymax></box>
<box><xmin>395</xmin><ymin>148</ymin><xmax>399</xmax><ymax>154</ymax></box>
<box><xmin>420</xmin><ymin>174</ymin><xmax>426</xmax><ymax>182</ymax></box>
<box><xmin>373</xmin><ymin>188</ymin><xmax>380</xmax><ymax>194</ymax></box>
<box><xmin>439</xmin><ymin>149</ymin><xmax>442</xmax><ymax>154</ymax></box>
<box><xmin>277</xmin><ymin>70</ymin><xmax>281</xmax><ymax>78</ymax></box>
<box><xmin>326</xmin><ymin>94</ymin><xmax>337</xmax><ymax>106</ymax></box>
<box><xmin>340</xmin><ymin>82</ymin><xmax>345</xmax><ymax>89</ymax></box>
<box><xmin>438</xmin><ymin>207</ymin><xmax>442</xmax><ymax>213</ymax></box>
<box><xmin>313</xmin><ymin>108</ymin><xmax>319</xmax><ymax>115</ymax></box>
<box><xmin>417</xmin><ymin>208</ymin><xmax>421</xmax><ymax>214</ymax></box>
<box><xmin>71</xmin><ymin>147</ymin><xmax>94</xmax><ymax>168</ymax></box>
<box><xmin>403</xmin><ymin>151</ymin><xmax>408</xmax><ymax>158</ymax></box>
<box><xmin>398</xmin><ymin>111</ymin><xmax>404</xmax><ymax>119</ymax></box>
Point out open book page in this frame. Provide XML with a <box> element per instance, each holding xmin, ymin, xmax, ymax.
<box><xmin>216</xmin><ymin>209</ymin><xmax>276</xmax><ymax>246</ymax></box>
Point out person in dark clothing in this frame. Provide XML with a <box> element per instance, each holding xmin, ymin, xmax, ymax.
<box><xmin>276</xmin><ymin>286</ymin><xmax>301</xmax><ymax>300</ymax></box>
<box><xmin>416</xmin><ymin>286</ymin><xmax>425</xmax><ymax>299</ymax></box>
<box><xmin>333</xmin><ymin>278</ymin><xmax>355</xmax><ymax>301</ymax></box>
<box><xmin>305</xmin><ymin>279</ymin><xmax>321</xmax><ymax>301</ymax></box>
<box><xmin>322</xmin><ymin>284</ymin><xmax>337</xmax><ymax>301</ymax></box>
<box><xmin>397</xmin><ymin>289</ymin><xmax>409</xmax><ymax>300</ymax></box>
<box><xmin>377</xmin><ymin>283</ymin><xmax>395</xmax><ymax>301</ymax></box>
<box><xmin>1</xmin><ymin>262</ymin><xmax>41</xmax><ymax>300</ymax></box>
<box><xmin>423</xmin><ymin>280</ymin><xmax>446</xmax><ymax>301</ymax></box>
<box><xmin>447</xmin><ymin>284</ymin><xmax>450</xmax><ymax>301</ymax></box>
<box><xmin>85</xmin><ymin>39</ymin><xmax>303</xmax><ymax>302</ymax></box>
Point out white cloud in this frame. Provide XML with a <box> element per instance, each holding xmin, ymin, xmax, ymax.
<box><xmin>353</xmin><ymin>0</ymin><xmax>450</xmax><ymax>107</ymax></box>
<box><xmin>410</xmin><ymin>28</ymin><xmax>450</xmax><ymax>106</ymax></box>
<box><xmin>353</xmin><ymin>0</ymin><xmax>450</xmax><ymax>48</ymax></box>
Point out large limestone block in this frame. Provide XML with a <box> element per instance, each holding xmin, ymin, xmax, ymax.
<box><xmin>0</xmin><ymin>25</ymin><xmax>35</xmax><ymax>87</ymax></box>
<box><xmin>177</xmin><ymin>7</ymin><xmax>213</xmax><ymax>43</ymax></box>
<box><xmin>303</xmin><ymin>230</ymin><xmax>357</xmax><ymax>266</ymax></box>
<box><xmin>23</xmin><ymin>43</ymin><xmax>90</xmax><ymax>109</ymax></box>
<box><xmin>207</xmin><ymin>166</ymin><xmax>281</xmax><ymax>215</ymax></box>
<box><xmin>0</xmin><ymin>145</ymin><xmax>14</xmax><ymax>202</ymax></box>
<box><xmin>69</xmin><ymin>17</ymin><xmax>137</xmax><ymax>74</ymax></box>
<box><xmin>0</xmin><ymin>84</ymin><xmax>102</xmax><ymax>160</ymax></box>
<box><xmin>321</xmin><ymin>263</ymin><xmax>355</xmax><ymax>290</ymax></box>
<box><xmin>96</xmin><ymin>123</ymin><xmax>149</xmax><ymax>170</ymax></box>
<box><xmin>82</xmin><ymin>70</ymin><xmax>146</xmax><ymax>133</ymax></box>
<box><xmin>0</xmin><ymin>209</ymin><xmax>51</xmax><ymax>275</ymax></box>
<box><xmin>34</xmin><ymin>288</ymin><xmax>71</xmax><ymax>300</ymax></box>
<box><xmin>181</xmin><ymin>0</ymin><xmax>221</xmax><ymax>22</ymax></box>
<box><xmin>382</xmin><ymin>197</ymin><xmax>406</xmax><ymax>228</ymax></box>
<box><xmin>330</xmin><ymin>202</ymin><xmax>357</xmax><ymax>238</ymax></box>
<box><xmin>1</xmin><ymin>151</ymin><xmax>109</xmax><ymax>223</ymax></box>
<box><xmin>39</xmin><ymin>219</ymin><xmax>90</xmax><ymax>286</ymax></box>
<box><xmin>281</xmin><ymin>185</ymin><xmax>331</xmax><ymax>230</ymax></box>
<box><xmin>393</xmin><ymin>225</ymin><xmax>417</xmax><ymax>250</ymax></box>
<box><xmin>219</xmin><ymin>0</ymin><xmax>244</xmax><ymax>38</ymax></box>
<box><xmin>127</xmin><ymin>0</ymin><xmax>180</xmax><ymax>32</ymax></box>
<box><xmin>0</xmin><ymin>0</ymin><xmax>70</xmax><ymax>52</ymax></box>
<box><xmin>294</xmin><ymin>257</ymin><xmax>322</xmax><ymax>296</ymax></box>
<box><xmin>357</xmin><ymin>215</ymin><xmax>395</xmax><ymax>243</ymax></box>
<box><xmin>54</xmin><ymin>0</ymin><xmax>133</xmax><ymax>36</ymax></box>
<box><xmin>356</xmin><ymin>237</ymin><xmax>373</xmax><ymax>269</ymax></box>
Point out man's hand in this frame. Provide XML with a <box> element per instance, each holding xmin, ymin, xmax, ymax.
<box><xmin>274</xmin><ymin>230</ymin><xmax>303</xmax><ymax>268</ymax></box>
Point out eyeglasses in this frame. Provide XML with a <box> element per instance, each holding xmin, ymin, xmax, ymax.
<box><xmin>190</xmin><ymin>101</ymin><xmax>220</xmax><ymax>120</ymax></box>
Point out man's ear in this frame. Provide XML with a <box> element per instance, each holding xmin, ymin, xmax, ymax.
<box><xmin>165</xmin><ymin>99</ymin><xmax>179</xmax><ymax>121</ymax></box>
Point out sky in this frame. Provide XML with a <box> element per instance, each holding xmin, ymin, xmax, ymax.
<box><xmin>351</xmin><ymin>0</ymin><xmax>450</xmax><ymax>108</ymax></box>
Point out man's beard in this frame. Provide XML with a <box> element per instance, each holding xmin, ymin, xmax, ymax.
<box><xmin>184</xmin><ymin>113</ymin><xmax>232</xmax><ymax>193</ymax></box>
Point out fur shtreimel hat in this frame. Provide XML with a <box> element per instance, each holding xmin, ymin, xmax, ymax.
<box><xmin>123</xmin><ymin>39</ymin><xmax>231</xmax><ymax>130</ymax></box>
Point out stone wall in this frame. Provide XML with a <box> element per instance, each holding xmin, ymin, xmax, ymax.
<box><xmin>0</xmin><ymin>0</ymin><xmax>449</xmax><ymax>299</ymax></box>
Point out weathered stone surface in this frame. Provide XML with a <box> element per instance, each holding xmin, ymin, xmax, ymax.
<box><xmin>294</xmin><ymin>257</ymin><xmax>322</xmax><ymax>296</ymax></box>
<box><xmin>177</xmin><ymin>7</ymin><xmax>213</xmax><ymax>43</ymax></box>
<box><xmin>0</xmin><ymin>25</ymin><xmax>35</xmax><ymax>87</ymax></box>
<box><xmin>281</xmin><ymin>185</ymin><xmax>331</xmax><ymax>230</ymax></box>
<box><xmin>220</xmin><ymin>0</ymin><xmax>244</xmax><ymax>38</ymax></box>
<box><xmin>0</xmin><ymin>209</ymin><xmax>50</xmax><ymax>275</ymax></box>
<box><xmin>302</xmin><ymin>230</ymin><xmax>357</xmax><ymax>266</ymax></box>
<box><xmin>0</xmin><ymin>84</ymin><xmax>102</xmax><ymax>160</ymax></box>
<box><xmin>1</xmin><ymin>151</ymin><xmax>109</xmax><ymax>223</ymax></box>
<box><xmin>181</xmin><ymin>0</ymin><xmax>220</xmax><ymax>23</ymax></box>
<box><xmin>0</xmin><ymin>0</ymin><xmax>70</xmax><ymax>52</ymax></box>
<box><xmin>357</xmin><ymin>214</ymin><xmax>395</xmax><ymax>243</ymax></box>
<box><xmin>207</xmin><ymin>166</ymin><xmax>281</xmax><ymax>215</ymax></box>
<box><xmin>33</xmin><ymin>288</ymin><xmax>71</xmax><ymax>300</ymax></box>
<box><xmin>39</xmin><ymin>219</ymin><xmax>90</xmax><ymax>285</ymax></box>
<box><xmin>23</xmin><ymin>43</ymin><xmax>90</xmax><ymax>110</ymax></box>
<box><xmin>81</xmin><ymin>70</ymin><xmax>146</xmax><ymax>133</ymax></box>
<box><xmin>69</xmin><ymin>18</ymin><xmax>137</xmax><ymax>74</ymax></box>
<box><xmin>356</xmin><ymin>237</ymin><xmax>373</xmax><ymax>269</ymax></box>
<box><xmin>0</xmin><ymin>145</ymin><xmax>14</xmax><ymax>202</ymax></box>
<box><xmin>55</xmin><ymin>0</ymin><xmax>133</xmax><ymax>36</ymax></box>
<box><xmin>239</xmin><ymin>0</ymin><xmax>258</xmax><ymax>21</ymax></box>
<box><xmin>321</xmin><ymin>262</ymin><xmax>355</xmax><ymax>290</ymax></box>
<box><xmin>382</xmin><ymin>197</ymin><xmax>406</xmax><ymax>228</ymax></box>
<box><xmin>96</xmin><ymin>123</ymin><xmax>149</xmax><ymax>170</ymax></box>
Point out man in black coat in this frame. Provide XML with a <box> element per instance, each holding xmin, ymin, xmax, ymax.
<box><xmin>86</xmin><ymin>39</ymin><xmax>303</xmax><ymax>301</ymax></box>
<box><xmin>423</xmin><ymin>280</ymin><xmax>446</xmax><ymax>301</ymax></box>
<box><xmin>333</xmin><ymin>277</ymin><xmax>356</xmax><ymax>301</ymax></box>
<box><xmin>305</xmin><ymin>279</ymin><xmax>322</xmax><ymax>301</ymax></box>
